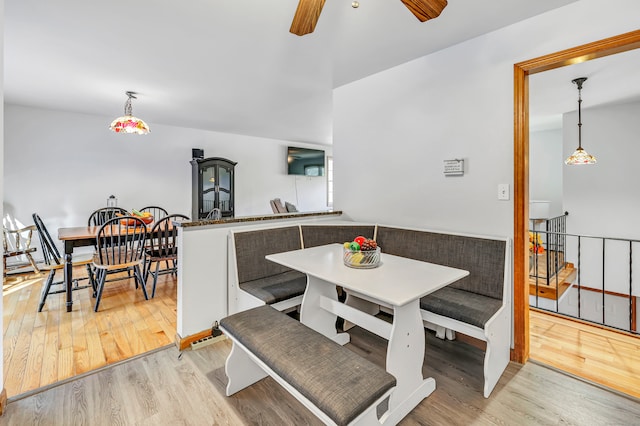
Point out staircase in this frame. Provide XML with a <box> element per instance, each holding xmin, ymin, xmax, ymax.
<box><xmin>529</xmin><ymin>263</ymin><xmax>577</xmax><ymax>300</ymax></box>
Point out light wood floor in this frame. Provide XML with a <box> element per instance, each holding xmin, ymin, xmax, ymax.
<box><xmin>3</xmin><ymin>266</ymin><xmax>176</xmax><ymax>399</ymax></box>
<box><xmin>4</xmin><ymin>268</ymin><xmax>640</xmax><ymax>417</ymax></box>
<box><xmin>3</xmin><ymin>322</ymin><xmax>640</xmax><ymax>425</ymax></box>
<box><xmin>529</xmin><ymin>308</ymin><xmax>640</xmax><ymax>399</ymax></box>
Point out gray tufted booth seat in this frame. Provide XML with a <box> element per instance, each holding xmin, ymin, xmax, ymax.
<box><xmin>227</xmin><ymin>222</ymin><xmax>511</xmax><ymax>399</ymax></box>
<box><xmin>374</xmin><ymin>225</ymin><xmax>511</xmax><ymax>398</ymax></box>
<box><xmin>229</xmin><ymin>226</ymin><xmax>307</xmax><ymax>313</ymax></box>
<box><xmin>220</xmin><ymin>305</ymin><xmax>396</xmax><ymax>426</ymax></box>
<box><xmin>228</xmin><ymin>224</ymin><xmax>377</xmax><ymax>314</ymax></box>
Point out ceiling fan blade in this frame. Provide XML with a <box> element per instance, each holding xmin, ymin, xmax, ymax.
<box><xmin>400</xmin><ymin>0</ymin><xmax>448</xmax><ymax>22</ymax></box>
<box><xmin>290</xmin><ymin>0</ymin><xmax>326</xmax><ymax>36</ymax></box>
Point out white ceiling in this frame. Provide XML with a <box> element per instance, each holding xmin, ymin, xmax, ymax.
<box><xmin>530</xmin><ymin>48</ymin><xmax>640</xmax><ymax>131</ymax></box>
<box><xmin>4</xmin><ymin>0</ymin><xmax>580</xmax><ymax>144</ymax></box>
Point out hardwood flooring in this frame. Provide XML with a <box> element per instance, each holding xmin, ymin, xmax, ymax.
<box><xmin>3</xmin><ymin>266</ymin><xmax>176</xmax><ymax>399</ymax></box>
<box><xmin>3</xmin><ymin>323</ymin><xmax>640</xmax><ymax>425</ymax></box>
<box><xmin>529</xmin><ymin>308</ymin><xmax>640</xmax><ymax>400</ymax></box>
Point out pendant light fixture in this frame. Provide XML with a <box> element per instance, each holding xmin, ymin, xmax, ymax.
<box><xmin>109</xmin><ymin>91</ymin><xmax>150</xmax><ymax>135</ymax></box>
<box><xmin>565</xmin><ymin>77</ymin><xmax>596</xmax><ymax>165</ymax></box>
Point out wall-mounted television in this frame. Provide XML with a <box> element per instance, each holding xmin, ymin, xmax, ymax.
<box><xmin>287</xmin><ymin>146</ymin><xmax>325</xmax><ymax>176</ymax></box>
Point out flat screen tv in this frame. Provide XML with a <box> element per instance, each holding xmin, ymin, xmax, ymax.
<box><xmin>287</xmin><ymin>146</ymin><xmax>325</xmax><ymax>176</ymax></box>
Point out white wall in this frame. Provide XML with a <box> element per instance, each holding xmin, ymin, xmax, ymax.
<box><xmin>333</xmin><ymin>0</ymin><xmax>640</xmax><ymax>239</ymax></box>
<box><xmin>563</xmin><ymin>101</ymin><xmax>640</xmax><ymax>239</ymax></box>
<box><xmin>3</xmin><ymin>105</ymin><xmax>330</xmax><ymax>256</ymax></box>
<box><xmin>1</xmin><ymin>0</ymin><xmax>5</xmax><ymax>394</ymax></box>
<box><xmin>562</xmin><ymin>101</ymin><xmax>640</xmax><ymax>296</ymax></box>
<box><xmin>530</xmin><ymin>129</ymin><xmax>563</xmax><ymax>218</ymax></box>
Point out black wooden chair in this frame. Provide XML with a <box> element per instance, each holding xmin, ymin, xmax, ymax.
<box><xmin>143</xmin><ymin>214</ymin><xmax>189</xmax><ymax>297</ymax></box>
<box><xmin>92</xmin><ymin>216</ymin><xmax>148</xmax><ymax>311</ymax></box>
<box><xmin>32</xmin><ymin>213</ymin><xmax>96</xmax><ymax>312</ymax></box>
<box><xmin>87</xmin><ymin>207</ymin><xmax>128</xmax><ymax>226</ymax></box>
<box><xmin>138</xmin><ymin>206</ymin><xmax>168</xmax><ymax>222</ymax></box>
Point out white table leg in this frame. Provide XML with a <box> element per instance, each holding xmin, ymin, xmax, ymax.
<box><xmin>380</xmin><ymin>299</ymin><xmax>434</xmax><ymax>425</ymax></box>
<box><xmin>300</xmin><ymin>276</ymin><xmax>350</xmax><ymax>345</ymax></box>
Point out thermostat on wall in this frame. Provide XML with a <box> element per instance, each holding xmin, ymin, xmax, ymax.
<box><xmin>444</xmin><ymin>159</ymin><xmax>464</xmax><ymax>176</ymax></box>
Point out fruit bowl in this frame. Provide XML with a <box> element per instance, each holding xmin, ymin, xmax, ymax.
<box><xmin>120</xmin><ymin>215</ymin><xmax>153</xmax><ymax>226</ymax></box>
<box><xmin>343</xmin><ymin>246</ymin><xmax>381</xmax><ymax>269</ymax></box>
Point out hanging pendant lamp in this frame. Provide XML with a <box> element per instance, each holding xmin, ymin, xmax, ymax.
<box><xmin>109</xmin><ymin>91</ymin><xmax>150</xmax><ymax>135</ymax></box>
<box><xmin>565</xmin><ymin>77</ymin><xmax>596</xmax><ymax>165</ymax></box>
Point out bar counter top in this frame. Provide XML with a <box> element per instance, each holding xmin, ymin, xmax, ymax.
<box><xmin>175</xmin><ymin>210</ymin><xmax>343</xmax><ymax>228</ymax></box>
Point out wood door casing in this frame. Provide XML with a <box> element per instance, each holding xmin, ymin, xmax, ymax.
<box><xmin>512</xmin><ymin>30</ymin><xmax>640</xmax><ymax>364</ymax></box>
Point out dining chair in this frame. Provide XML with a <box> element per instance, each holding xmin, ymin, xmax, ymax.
<box><xmin>32</xmin><ymin>213</ymin><xmax>96</xmax><ymax>312</ymax></box>
<box><xmin>143</xmin><ymin>214</ymin><xmax>189</xmax><ymax>297</ymax></box>
<box><xmin>3</xmin><ymin>224</ymin><xmax>40</xmax><ymax>276</ymax></box>
<box><xmin>139</xmin><ymin>206</ymin><xmax>168</xmax><ymax>221</ymax></box>
<box><xmin>92</xmin><ymin>216</ymin><xmax>148</xmax><ymax>312</ymax></box>
<box><xmin>88</xmin><ymin>207</ymin><xmax>128</xmax><ymax>226</ymax></box>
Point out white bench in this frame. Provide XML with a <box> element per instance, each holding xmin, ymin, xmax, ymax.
<box><xmin>220</xmin><ymin>305</ymin><xmax>396</xmax><ymax>425</ymax></box>
<box><xmin>228</xmin><ymin>223</ymin><xmax>512</xmax><ymax>398</ymax></box>
<box><xmin>374</xmin><ymin>225</ymin><xmax>511</xmax><ymax>398</ymax></box>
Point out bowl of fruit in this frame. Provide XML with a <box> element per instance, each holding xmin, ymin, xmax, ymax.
<box><xmin>343</xmin><ymin>236</ymin><xmax>381</xmax><ymax>269</ymax></box>
<box><xmin>118</xmin><ymin>210</ymin><xmax>154</xmax><ymax>225</ymax></box>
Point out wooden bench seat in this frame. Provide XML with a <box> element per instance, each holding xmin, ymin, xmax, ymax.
<box><xmin>220</xmin><ymin>305</ymin><xmax>396</xmax><ymax>426</ymax></box>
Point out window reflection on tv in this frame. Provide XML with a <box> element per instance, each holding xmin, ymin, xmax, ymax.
<box><xmin>287</xmin><ymin>147</ymin><xmax>325</xmax><ymax>176</ymax></box>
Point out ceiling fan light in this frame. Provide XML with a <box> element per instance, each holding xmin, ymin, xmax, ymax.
<box><xmin>565</xmin><ymin>147</ymin><xmax>597</xmax><ymax>165</ymax></box>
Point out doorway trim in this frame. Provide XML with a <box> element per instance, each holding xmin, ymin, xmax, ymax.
<box><xmin>512</xmin><ymin>29</ymin><xmax>640</xmax><ymax>364</ymax></box>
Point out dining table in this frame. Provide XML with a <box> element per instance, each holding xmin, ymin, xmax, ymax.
<box><xmin>57</xmin><ymin>222</ymin><xmax>160</xmax><ymax>312</ymax></box>
<box><xmin>265</xmin><ymin>243</ymin><xmax>469</xmax><ymax>425</ymax></box>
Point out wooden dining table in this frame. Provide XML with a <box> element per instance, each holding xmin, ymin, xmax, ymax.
<box><xmin>57</xmin><ymin>223</ymin><xmax>158</xmax><ymax>312</ymax></box>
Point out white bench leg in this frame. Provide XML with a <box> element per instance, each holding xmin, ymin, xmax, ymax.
<box><xmin>483</xmin><ymin>310</ymin><xmax>510</xmax><ymax>398</ymax></box>
<box><xmin>434</xmin><ymin>325</ymin><xmax>456</xmax><ymax>340</ymax></box>
<box><xmin>225</xmin><ymin>341</ymin><xmax>268</xmax><ymax>396</ymax></box>
<box><xmin>445</xmin><ymin>328</ymin><xmax>456</xmax><ymax>340</ymax></box>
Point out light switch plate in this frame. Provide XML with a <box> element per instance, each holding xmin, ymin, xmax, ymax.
<box><xmin>498</xmin><ymin>184</ymin><xmax>510</xmax><ymax>200</ymax></box>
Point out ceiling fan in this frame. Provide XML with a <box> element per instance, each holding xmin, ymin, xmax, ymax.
<box><xmin>290</xmin><ymin>0</ymin><xmax>448</xmax><ymax>36</ymax></box>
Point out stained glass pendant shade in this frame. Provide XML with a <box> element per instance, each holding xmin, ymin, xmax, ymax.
<box><xmin>565</xmin><ymin>77</ymin><xmax>596</xmax><ymax>165</ymax></box>
<box><xmin>109</xmin><ymin>91</ymin><xmax>150</xmax><ymax>135</ymax></box>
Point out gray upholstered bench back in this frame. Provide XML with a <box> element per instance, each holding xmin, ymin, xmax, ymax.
<box><xmin>232</xmin><ymin>226</ymin><xmax>307</xmax><ymax>304</ymax></box>
<box><xmin>220</xmin><ymin>305</ymin><xmax>396</xmax><ymax>425</ymax></box>
<box><xmin>376</xmin><ymin>226</ymin><xmax>506</xmax><ymax>301</ymax></box>
<box><xmin>233</xmin><ymin>226</ymin><xmax>303</xmax><ymax>283</ymax></box>
<box><xmin>300</xmin><ymin>224</ymin><xmax>376</xmax><ymax>248</ymax></box>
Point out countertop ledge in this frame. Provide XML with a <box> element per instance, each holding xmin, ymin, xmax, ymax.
<box><xmin>175</xmin><ymin>210</ymin><xmax>343</xmax><ymax>228</ymax></box>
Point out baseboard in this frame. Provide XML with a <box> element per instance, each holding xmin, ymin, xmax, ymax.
<box><xmin>0</xmin><ymin>387</ymin><xmax>7</xmax><ymax>415</ymax></box>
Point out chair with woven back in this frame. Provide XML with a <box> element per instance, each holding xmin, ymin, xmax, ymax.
<box><xmin>138</xmin><ymin>206</ymin><xmax>168</xmax><ymax>222</ymax></box>
<box><xmin>92</xmin><ymin>215</ymin><xmax>149</xmax><ymax>311</ymax></box>
<box><xmin>143</xmin><ymin>214</ymin><xmax>189</xmax><ymax>297</ymax></box>
<box><xmin>32</xmin><ymin>213</ymin><xmax>96</xmax><ymax>312</ymax></box>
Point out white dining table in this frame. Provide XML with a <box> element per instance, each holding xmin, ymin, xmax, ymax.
<box><xmin>266</xmin><ymin>243</ymin><xmax>469</xmax><ymax>425</ymax></box>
